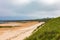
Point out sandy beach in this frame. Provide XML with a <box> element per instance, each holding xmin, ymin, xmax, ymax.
<box><xmin>0</xmin><ymin>22</ymin><xmax>44</xmax><ymax>40</ymax></box>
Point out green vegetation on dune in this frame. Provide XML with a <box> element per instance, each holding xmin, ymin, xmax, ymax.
<box><xmin>24</xmin><ymin>17</ymin><xmax>60</xmax><ymax>40</ymax></box>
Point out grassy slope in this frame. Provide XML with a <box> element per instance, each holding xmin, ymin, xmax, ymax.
<box><xmin>24</xmin><ymin>17</ymin><xmax>60</xmax><ymax>40</ymax></box>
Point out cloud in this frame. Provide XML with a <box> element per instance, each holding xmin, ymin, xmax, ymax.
<box><xmin>10</xmin><ymin>0</ymin><xmax>32</xmax><ymax>6</ymax></box>
<box><xmin>13</xmin><ymin>1</ymin><xmax>60</xmax><ymax>15</ymax></box>
<box><xmin>38</xmin><ymin>0</ymin><xmax>60</xmax><ymax>5</ymax></box>
<box><xmin>21</xmin><ymin>10</ymin><xmax>60</xmax><ymax>19</ymax></box>
<box><xmin>0</xmin><ymin>0</ymin><xmax>60</xmax><ymax>20</ymax></box>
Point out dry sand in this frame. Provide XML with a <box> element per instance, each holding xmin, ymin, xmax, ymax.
<box><xmin>0</xmin><ymin>22</ymin><xmax>44</xmax><ymax>40</ymax></box>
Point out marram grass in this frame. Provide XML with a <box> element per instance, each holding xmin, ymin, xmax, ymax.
<box><xmin>24</xmin><ymin>17</ymin><xmax>60</xmax><ymax>40</ymax></box>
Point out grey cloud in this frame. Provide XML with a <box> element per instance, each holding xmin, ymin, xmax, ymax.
<box><xmin>13</xmin><ymin>2</ymin><xmax>60</xmax><ymax>14</ymax></box>
<box><xmin>0</xmin><ymin>0</ymin><xmax>60</xmax><ymax>20</ymax></box>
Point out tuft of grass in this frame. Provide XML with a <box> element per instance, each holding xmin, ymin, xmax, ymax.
<box><xmin>24</xmin><ymin>17</ymin><xmax>60</xmax><ymax>40</ymax></box>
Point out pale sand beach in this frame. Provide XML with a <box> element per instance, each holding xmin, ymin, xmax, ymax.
<box><xmin>0</xmin><ymin>22</ymin><xmax>44</xmax><ymax>40</ymax></box>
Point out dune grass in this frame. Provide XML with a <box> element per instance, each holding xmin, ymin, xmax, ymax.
<box><xmin>24</xmin><ymin>17</ymin><xmax>60</xmax><ymax>40</ymax></box>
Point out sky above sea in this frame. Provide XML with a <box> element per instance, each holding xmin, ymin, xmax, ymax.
<box><xmin>0</xmin><ymin>0</ymin><xmax>60</xmax><ymax>20</ymax></box>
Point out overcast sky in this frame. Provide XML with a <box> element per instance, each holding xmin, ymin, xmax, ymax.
<box><xmin>0</xmin><ymin>0</ymin><xmax>60</xmax><ymax>20</ymax></box>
